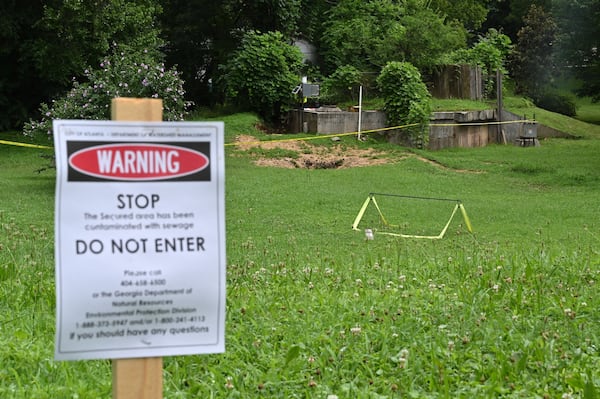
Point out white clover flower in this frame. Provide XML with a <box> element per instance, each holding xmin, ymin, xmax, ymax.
<box><xmin>564</xmin><ymin>308</ymin><xmax>576</xmax><ymax>319</ymax></box>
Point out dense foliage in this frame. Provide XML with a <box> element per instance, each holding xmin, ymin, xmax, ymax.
<box><xmin>376</xmin><ymin>61</ymin><xmax>431</xmax><ymax>147</ymax></box>
<box><xmin>0</xmin><ymin>0</ymin><xmax>163</xmax><ymax>130</ymax></box>
<box><xmin>1</xmin><ymin>0</ymin><xmax>599</xmax><ymax>130</ymax></box>
<box><xmin>429</xmin><ymin>0</ymin><xmax>489</xmax><ymax>30</ymax></box>
<box><xmin>534</xmin><ymin>89</ymin><xmax>578</xmax><ymax>117</ymax></box>
<box><xmin>509</xmin><ymin>5</ymin><xmax>558</xmax><ymax>99</ymax></box>
<box><xmin>220</xmin><ymin>31</ymin><xmax>304</xmax><ymax>125</ymax></box>
<box><xmin>450</xmin><ymin>29</ymin><xmax>513</xmax><ymax>97</ymax></box>
<box><xmin>320</xmin><ymin>0</ymin><xmax>466</xmax><ymax>73</ymax></box>
<box><xmin>160</xmin><ymin>0</ymin><xmax>304</xmax><ymax>106</ymax></box>
<box><xmin>553</xmin><ymin>0</ymin><xmax>600</xmax><ymax>102</ymax></box>
<box><xmin>320</xmin><ymin>65</ymin><xmax>365</xmax><ymax>104</ymax></box>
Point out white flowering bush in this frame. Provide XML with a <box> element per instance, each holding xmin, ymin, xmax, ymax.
<box><xmin>24</xmin><ymin>49</ymin><xmax>191</xmax><ymax>137</ymax></box>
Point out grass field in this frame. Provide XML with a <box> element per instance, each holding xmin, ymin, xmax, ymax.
<box><xmin>1</xmin><ymin>106</ymin><xmax>599</xmax><ymax>398</ymax></box>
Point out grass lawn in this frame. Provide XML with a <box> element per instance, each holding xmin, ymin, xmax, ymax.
<box><xmin>1</xmin><ymin>109</ymin><xmax>599</xmax><ymax>397</ymax></box>
<box><xmin>574</xmin><ymin>97</ymin><xmax>600</xmax><ymax>126</ymax></box>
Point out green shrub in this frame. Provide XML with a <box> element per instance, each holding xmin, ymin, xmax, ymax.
<box><xmin>23</xmin><ymin>47</ymin><xmax>190</xmax><ymax>138</ymax></box>
<box><xmin>533</xmin><ymin>89</ymin><xmax>577</xmax><ymax>117</ymax></box>
<box><xmin>220</xmin><ymin>31</ymin><xmax>303</xmax><ymax>126</ymax></box>
<box><xmin>449</xmin><ymin>29</ymin><xmax>513</xmax><ymax>98</ymax></box>
<box><xmin>376</xmin><ymin>61</ymin><xmax>431</xmax><ymax>148</ymax></box>
<box><xmin>320</xmin><ymin>65</ymin><xmax>363</xmax><ymax>104</ymax></box>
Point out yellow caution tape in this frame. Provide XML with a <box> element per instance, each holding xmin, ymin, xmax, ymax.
<box><xmin>0</xmin><ymin>139</ymin><xmax>52</xmax><ymax>150</ymax></box>
<box><xmin>2</xmin><ymin>118</ymin><xmax>532</xmax><ymax>150</ymax></box>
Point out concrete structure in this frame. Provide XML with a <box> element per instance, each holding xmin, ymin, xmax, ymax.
<box><xmin>289</xmin><ymin>107</ymin><xmax>386</xmax><ymax>135</ymax></box>
<box><xmin>288</xmin><ymin>108</ymin><xmax>568</xmax><ymax>150</ymax></box>
<box><xmin>428</xmin><ymin>110</ymin><xmax>496</xmax><ymax>150</ymax></box>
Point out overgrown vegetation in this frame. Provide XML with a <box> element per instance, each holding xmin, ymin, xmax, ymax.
<box><xmin>449</xmin><ymin>28</ymin><xmax>512</xmax><ymax>98</ymax></box>
<box><xmin>220</xmin><ymin>31</ymin><xmax>304</xmax><ymax>125</ymax></box>
<box><xmin>4</xmin><ymin>1</ymin><xmax>598</xmax><ymax>134</ymax></box>
<box><xmin>23</xmin><ymin>47</ymin><xmax>190</xmax><ymax>138</ymax></box>
<box><xmin>1</xmin><ymin>0</ymin><xmax>164</xmax><ymax>130</ymax></box>
<box><xmin>320</xmin><ymin>65</ymin><xmax>365</xmax><ymax>105</ymax></box>
<box><xmin>377</xmin><ymin>62</ymin><xmax>431</xmax><ymax>147</ymax></box>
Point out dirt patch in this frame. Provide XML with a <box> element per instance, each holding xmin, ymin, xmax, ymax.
<box><xmin>233</xmin><ymin>134</ymin><xmax>481</xmax><ymax>173</ymax></box>
<box><xmin>234</xmin><ymin>135</ymin><xmax>393</xmax><ymax>169</ymax></box>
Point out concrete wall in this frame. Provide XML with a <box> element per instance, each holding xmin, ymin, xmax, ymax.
<box><xmin>289</xmin><ymin>108</ymin><xmax>386</xmax><ymax>135</ymax></box>
<box><xmin>429</xmin><ymin>110</ymin><xmax>496</xmax><ymax>150</ymax></box>
<box><xmin>288</xmin><ymin>108</ymin><xmax>567</xmax><ymax>149</ymax></box>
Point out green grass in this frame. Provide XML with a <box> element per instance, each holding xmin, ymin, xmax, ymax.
<box><xmin>501</xmin><ymin>96</ymin><xmax>600</xmax><ymax>139</ymax></box>
<box><xmin>431</xmin><ymin>98</ymin><xmax>492</xmax><ymax>112</ymax></box>
<box><xmin>574</xmin><ymin>97</ymin><xmax>600</xmax><ymax>126</ymax></box>
<box><xmin>1</xmin><ymin>111</ymin><xmax>600</xmax><ymax>398</ymax></box>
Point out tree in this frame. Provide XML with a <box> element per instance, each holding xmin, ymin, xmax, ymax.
<box><xmin>297</xmin><ymin>0</ymin><xmax>338</xmax><ymax>47</ymax></box>
<box><xmin>377</xmin><ymin>61</ymin><xmax>431</xmax><ymax>147</ymax></box>
<box><xmin>161</xmin><ymin>0</ymin><xmax>303</xmax><ymax>108</ymax></box>
<box><xmin>220</xmin><ymin>31</ymin><xmax>304</xmax><ymax>125</ymax></box>
<box><xmin>232</xmin><ymin>0</ymin><xmax>302</xmax><ymax>37</ymax></box>
<box><xmin>0</xmin><ymin>0</ymin><xmax>163</xmax><ymax>130</ymax></box>
<box><xmin>320</xmin><ymin>65</ymin><xmax>364</xmax><ymax>103</ymax></box>
<box><xmin>554</xmin><ymin>0</ymin><xmax>600</xmax><ymax>101</ymax></box>
<box><xmin>509</xmin><ymin>4</ymin><xmax>557</xmax><ymax>98</ymax></box>
<box><xmin>428</xmin><ymin>0</ymin><xmax>489</xmax><ymax>30</ymax></box>
<box><xmin>483</xmin><ymin>0</ymin><xmax>552</xmax><ymax>40</ymax></box>
<box><xmin>450</xmin><ymin>29</ymin><xmax>513</xmax><ymax>97</ymax></box>
<box><xmin>320</xmin><ymin>0</ymin><xmax>466</xmax><ymax>74</ymax></box>
<box><xmin>399</xmin><ymin>8</ymin><xmax>466</xmax><ymax>72</ymax></box>
<box><xmin>160</xmin><ymin>0</ymin><xmax>233</xmax><ymax>105</ymax></box>
<box><xmin>31</xmin><ymin>0</ymin><xmax>163</xmax><ymax>86</ymax></box>
<box><xmin>0</xmin><ymin>0</ymin><xmax>44</xmax><ymax>129</ymax></box>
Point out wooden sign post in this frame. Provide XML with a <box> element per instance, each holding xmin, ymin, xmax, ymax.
<box><xmin>111</xmin><ymin>97</ymin><xmax>163</xmax><ymax>399</ymax></box>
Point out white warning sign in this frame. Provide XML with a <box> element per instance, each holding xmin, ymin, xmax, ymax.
<box><xmin>53</xmin><ymin>120</ymin><xmax>225</xmax><ymax>361</ymax></box>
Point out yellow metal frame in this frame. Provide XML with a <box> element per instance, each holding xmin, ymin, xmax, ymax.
<box><xmin>352</xmin><ymin>194</ymin><xmax>473</xmax><ymax>239</ymax></box>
